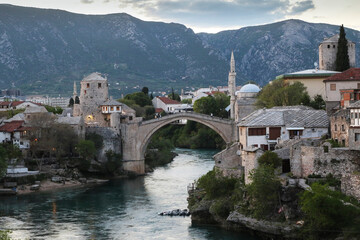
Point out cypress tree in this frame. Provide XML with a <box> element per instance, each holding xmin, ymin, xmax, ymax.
<box><xmin>75</xmin><ymin>96</ymin><xmax>80</xmax><ymax>104</ymax></box>
<box><xmin>335</xmin><ymin>25</ymin><xmax>350</xmax><ymax>72</ymax></box>
<box><xmin>68</xmin><ymin>97</ymin><xmax>74</xmax><ymax>107</ymax></box>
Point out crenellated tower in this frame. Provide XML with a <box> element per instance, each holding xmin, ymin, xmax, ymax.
<box><xmin>228</xmin><ymin>51</ymin><xmax>236</xmax><ymax>119</ymax></box>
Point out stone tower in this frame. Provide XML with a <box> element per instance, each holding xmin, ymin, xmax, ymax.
<box><xmin>228</xmin><ymin>51</ymin><xmax>236</xmax><ymax>119</ymax></box>
<box><xmin>78</xmin><ymin>72</ymin><xmax>109</xmax><ymax>125</ymax></box>
<box><xmin>73</xmin><ymin>81</ymin><xmax>77</xmax><ymax>101</ymax></box>
<box><xmin>319</xmin><ymin>34</ymin><xmax>356</xmax><ymax>71</ymax></box>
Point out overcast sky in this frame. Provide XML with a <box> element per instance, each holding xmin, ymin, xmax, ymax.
<box><xmin>0</xmin><ymin>0</ymin><xmax>359</xmax><ymax>33</ymax></box>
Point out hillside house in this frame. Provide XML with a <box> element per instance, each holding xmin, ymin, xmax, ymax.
<box><xmin>238</xmin><ymin>106</ymin><xmax>329</xmax><ymax>150</ymax></box>
<box><xmin>323</xmin><ymin>68</ymin><xmax>360</xmax><ymax>113</ymax></box>
<box><xmin>152</xmin><ymin>97</ymin><xmax>183</xmax><ymax>113</ymax></box>
<box><xmin>0</xmin><ymin>120</ymin><xmax>30</xmax><ymax>149</ymax></box>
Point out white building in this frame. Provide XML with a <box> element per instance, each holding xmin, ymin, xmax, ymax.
<box><xmin>238</xmin><ymin>106</ymin><xmax>329</xmax><ymax>150</ymax></box>
<box><xmin>0</xmin><ymin>120</ymin><xmax>30</xmax><ymax>149</ymax></box>
<box><xmin>152</xmin><ymin>96</ymin><xmax>183</xmax><ymax>113</ymax></box>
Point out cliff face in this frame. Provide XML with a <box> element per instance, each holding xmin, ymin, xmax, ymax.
<box><xmin>1</xmin><ymin>4</ymin><xmax>360</xmax><ymax>96</ymax></box>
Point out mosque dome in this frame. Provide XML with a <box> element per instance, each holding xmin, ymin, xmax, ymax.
<box><xmin>239</xmin><ymin>84</ymin><xmax>261</xmax><ymax>93</ymax></box>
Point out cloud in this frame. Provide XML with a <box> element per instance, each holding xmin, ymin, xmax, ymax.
<box><xmin>81</xmin><ymin>0</ymin><xmax>94</xmax><ymax>3</ymax></box>
<box><xmin>81</xmin><ymin>0</ymin><xmax>315</xmax><ymax>31</ymax></box>
<box><xmin>287</xmin><ymin>0</ymin><xmax>315</xmax><ymax>15</ymax></box>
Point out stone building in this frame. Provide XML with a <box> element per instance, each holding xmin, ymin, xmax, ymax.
<box><xmin>319</xmin><ymin>34</ymin><xmax>356</xmax><ymax>71</ymax></box>
<box><xmin>330</xmin><ymin>109</ymin><xmax>350</xmax><ymax>146</ymax></box>
<box><xmin>75</xmin><ymin>72</ymin><xmax>109</xmax><ymax>126</ymax></box>
<box><xmin>348</xmin><ymin>101</ymin><xmax>360</xmax><ymax>150</ymax></box>
<box><xmin>238</xmin><ymin>106</ymin><xmax>329</xmax><ymax>151</ymax></box>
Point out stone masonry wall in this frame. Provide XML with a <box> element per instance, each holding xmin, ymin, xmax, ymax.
<box><xmin>86</xmin><ymin>127</ymin><xmax>121</xmax><ymax>163</ymax></box>
<box><xmin>292</xmin><ymin>142</ymin><xmax>360</xmax><ymax>200</ymax></box>
<box><xmin>214</xmin><ymin>143</ymin><xmax>242</xmax><ymax>178</ymax></box>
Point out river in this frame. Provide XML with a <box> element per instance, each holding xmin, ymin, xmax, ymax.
<box><xmin>0</xmin><ymin>148</ymin><xmax>258</xmax><ymax>240</ymax></box>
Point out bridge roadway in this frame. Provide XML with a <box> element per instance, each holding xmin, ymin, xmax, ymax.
<box><xmin>120</xmin><ymin>112</ymin><xmax>238</xmax><ymax>174</ymax></box>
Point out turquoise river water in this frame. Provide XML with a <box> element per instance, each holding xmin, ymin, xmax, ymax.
<box><xmin>0</xmin><ymin>148</ymin><xmax>258</xmax><ymax>240</ymax></box>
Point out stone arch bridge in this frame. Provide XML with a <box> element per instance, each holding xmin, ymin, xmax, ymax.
<box><xmin>120</xmin><ymin>112</ymin><xmax>238</xmax><ymax>174</ymax></box>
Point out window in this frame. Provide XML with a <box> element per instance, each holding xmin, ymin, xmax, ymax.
<box><xmin>248</xmin><ymin>128</ymin><xmax>266</xmax><ymax>136</ymax></box>
<box><xmin>289</xmin><ymin>130</ymin><xmax>303</xmax><ymax>139</ymax></box>
<box><xmin>84</xmin><ymin>90</ymin><xmax>87</xmax><ymax>94</ymax></box>
<box><xmin>357</xmin><ymin>83</ymin><xmax>360</xmax><ymax>89</ymax></box>
<box><xmin>355</xmin><ymin>133</ymin><xmax>360</xmax><ymax>142</ymax></box>
<box><xmin>330</xmin><ymin>84</ymin><xmax>336</xmax><ymax>91</ymax></box>
<box><xmin>327</xmin><ymin>45</ymin><xmax>330</xmax><ymax>48</ymax></box>
<box><xmin>342</xmin><ymin>125</ymin><xmax>345</xmax><ymax>131</ymax></box>
<box><xmin>116</xmin><ymin>106</ymin><xmax>120</xmax><ymax>111</ymax></box>
<box><xmin>269</xmin><ymin>127</ymin><xmax>281</xmax><ymax>140</ymax></box>
<box><xmin>351</xmin><ymin>113</ymin><xmax>354</xmax><ymax>119</ymax></box>
<box><xmin>342</xmin><ymin>139</ymin><xmax>345</xmax><ymax>146</ymax></box>
<box><xmin>87</xmin><ymin>83</ymin><xmax>90</xmax><ymax>88</ymax></box>
<box><xmin>356</xmin><ymin>113</ymin><xmax>358</xmax><ymax>118</ymax></box>
<box><xmin>333</xmin><ymin>45</ymin><xmax>336</xmax><ymax>48</ymax></box>
<box><xmin>260</xmin><ymin>144</ymin><xmax>268</xmax><ymax>150</ymax></box>
<box><xmin>110</xmin><ymin>107</ymin><xmax>114</xmax><ymax>111</ymax></box>
<box><xmin>98</xmin><ymin>83</ymin><xmax>101</xmax><ymax>88</ymax></box>
<box><xmin>334</xmin><ymin>124</ymin><xmax>337</xmax><ymax>131</ymax></box>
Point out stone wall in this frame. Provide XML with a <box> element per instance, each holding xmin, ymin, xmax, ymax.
<box><xmin>86</xmin><ymin>127</ymin><xmax>121</xmax><ymax>163</ymax></box>
<box><xmin>214</xmin><ymin>143</ymin><xmax>242</xmax><ymax>178</ymax></box>
<box><xmin>291</xmin><ymin>142</ymin><xmax>360</xmax><ymax>200</ymax></box>
<box><xmin>241</xmin><ymin>148</ymin><xmax>264</xmax><ymax>184</ymax></box>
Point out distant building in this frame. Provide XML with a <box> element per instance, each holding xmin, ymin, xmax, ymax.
<box><xmin>319</xmin><ymin>34</ymin><xmax>356</xmax><ymax>71</ymax></box>
<box><xmin>348</xmin><ymin>101</ymin><xmax>360</xmax><ymax>150</ymax></box>
<box><xmin>277</xmin><ymin>69</ymin><xmax>339</xmax><ymax>99</ymax></box>
<box><xmin>152</xmin><ymin>96</ymin><xmax>183</xmax><ymax>113</ymax></box>
<box><xmin>238</xmin><ymin>106</ymin><xmax>329</xmax><ymax>151</ymax></box>
<box><xmin>0</xmin><ymin>120</ymin><xmax>30</xmax><ymax>149</ymax></box>
<box><xmin>323</xmin><ymin>68</ymin><xmax>360</xmax><ymax>113</ymax></box>
<box><xmin>330</xmin><ymin>109</ymin><xmax>350</xmax><ymax>147</ymax></box>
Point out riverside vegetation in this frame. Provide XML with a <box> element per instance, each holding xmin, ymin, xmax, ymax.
<box><xmin>188</xmin><ymin>151</ymin><xmax>360</xmax><ymax>239</ymax></box>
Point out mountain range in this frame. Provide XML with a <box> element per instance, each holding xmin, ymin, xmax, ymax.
<box><xmin>0</xmin><ymin>4</ymin><xmax>359</xmax><ymax>97</ymax></box>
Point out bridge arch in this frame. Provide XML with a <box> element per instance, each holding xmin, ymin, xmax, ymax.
<box><xmin>138</xmin><ymin>112</ymin><xmax>236</xmax><ymax>160</ymax></box>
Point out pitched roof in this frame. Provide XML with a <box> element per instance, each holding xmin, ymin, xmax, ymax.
<box><xmin>10</xmin><ymin>101</ymin><xmax>25</xmax><ymax>107</ymax></box>
<box><xmin>238</xmin><ymin>106</ymin><xmax>328</xmax><ymax>128</ymax></box>
<box><xmin>348</xmin><ymin>100</ymin><xmax>360</xmax><ymax>109</ymax></box>
<box><xmin>323</xmin><ymin>68</ymin><xmax>360</xmax><ymax>82</ymax></box>
<box><xmin>82</xmin><ymin>72</ymin><xmax>107</xmax><ymax>81</ymax></box>
<box><xmin>100</xmin><ymin>99</ymin><xmax>122</xmax><ymax>106</ymax></box>
<box><xmin>157</xmin><ymin>96</ymin><xmax>181</xmax><ymax>105</ymax></box>
<box><xmin>0</xmin><ymin>102</ymin><xmax>10</xmax><ymax>107</ymax></box>
<box><xmin>0</xmin><ymin>120</ymin><xmax>25</xmax><ymax>133</ymax></box>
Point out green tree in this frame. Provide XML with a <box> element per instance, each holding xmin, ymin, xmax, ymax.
<box><xmin>247</xmin><ymin>165</ymin><xmax>281</xmax><ymax>219</ymax></box>
<box><xmin>124</xmin><ymin>92</ymin><xmax>152</xmax><ymax>107</ymax></box>
<box><xmin>0</xmin><ymin>145</ymin><xmax>8</xmax><ymax>178</ymax></box>
<box><xmin>213</xmin><ymin>92</ymin><xmax>230</xmax><ymax>118</ymax></box>
<box><xmin>300</xmin><ymin>183</ymin><xmax>360</xmax><ymax>239</ymax></box>
<box><xmin>75</xmin><ymin>96</ymin><xmax>80</xmax><ymax>104</ymax></box>
<box><xmin>68</xmin><ymin>97</ymin><xmax>74</xmax><ymax>107</ymax></box>
<box><xmin>193</xmin><ymin>96</ymin><xmax>217</xmax><ymax>115</ymax></box>
<box><xmin>181</xmin><ymin>99</ymin><xmax>192</xmax><ymax>104</ymax></box>
<box><xmin>258</xmin><ymin>151</ymin><xmax>282</xmax><ymax>168</ymax></box>
<box><xmin>256</xmin><ymin>79</ymin><xmax>309</xmax><ymax>108</ymax></box>
<box><xmin>168</xmin><ymin>88</ymin><xmax>181</xmax><ymax>102</ymax></box>
<box><xmin>335</xmin><ymin>25</ymin><xmax>350</xmax><ymax>72</ymax></box>
<box><xmin>44</xmin><ymin>105</ymin><xmax>63</xmax><ymax>114</ymax></box>
<box><xmin>76</xmin><ymin>140</ymin><xmax>96</xmax><ymax>161</ymax></box>
<box><xmin>309</xmin><ymin>94</ymin><xmax>326</xmax><ymax>110</ymax></box>
<box><xmin>141</xmin><ymin>86</ymin><xmax>149</xmax><ymax>95</ymax></box>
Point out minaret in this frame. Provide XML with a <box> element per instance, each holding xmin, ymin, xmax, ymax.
<box><xmin>73</xmin><ymin>81</ymin><xmax>77</xmax><ymax>101</ymax></box>
<box><xmin>228</xmin><ymin>51</ymin><xmax>236</xmax><ymax>119</ymax></box>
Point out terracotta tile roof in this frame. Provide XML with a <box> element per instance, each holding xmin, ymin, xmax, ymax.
<box><xmin>157</xmin><ymin>97</ymin><xmax>181</xmax><ymax>105</ymax></box>
<box><xmin>0</xmin><ymin>120</ymin><xmax>25</xmax><ymax>133</ymax></box>
<box><xmin>10</xmin><ymin>101</ymin><xmax>25</xmax><ymax>107</ymax></box>
<box><xmin>323</xmin><ymin>68</ymin><xmax>360</xmax><ymax>82</ymax></box>
<box><xmin>155</xmin><ymin>108</ymin><xmax>163</xmax><ymax>113</ymax></box>
<box><xmin>0</xmin><ymin>102</ymin><xmax>10</xmax><ymax>107</ymax></box>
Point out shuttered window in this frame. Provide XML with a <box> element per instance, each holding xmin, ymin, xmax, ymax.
<box><xmin>248</xmin><ymin>128</ymin><xmax>266</xmax><ymax>136</ymax></box>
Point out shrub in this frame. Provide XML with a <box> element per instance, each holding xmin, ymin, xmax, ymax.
<box><xmin>197</xmin><ymin>169</ymin><xmax>237</xmax><ymax>199</ymax></box>
<box><xmin>247</xmin><ymin>165</ymin><xmax>281</xmax><ymax>219</ymax></box>
<box><xmin>300</xmin><ymin>183</ymin><xmax>360</xmax><ymax>239</ymax></box>
<box><xmin>257</xmin><ymin>151</ymin><xmax>282</xmax><ymax>168</ymax></box>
